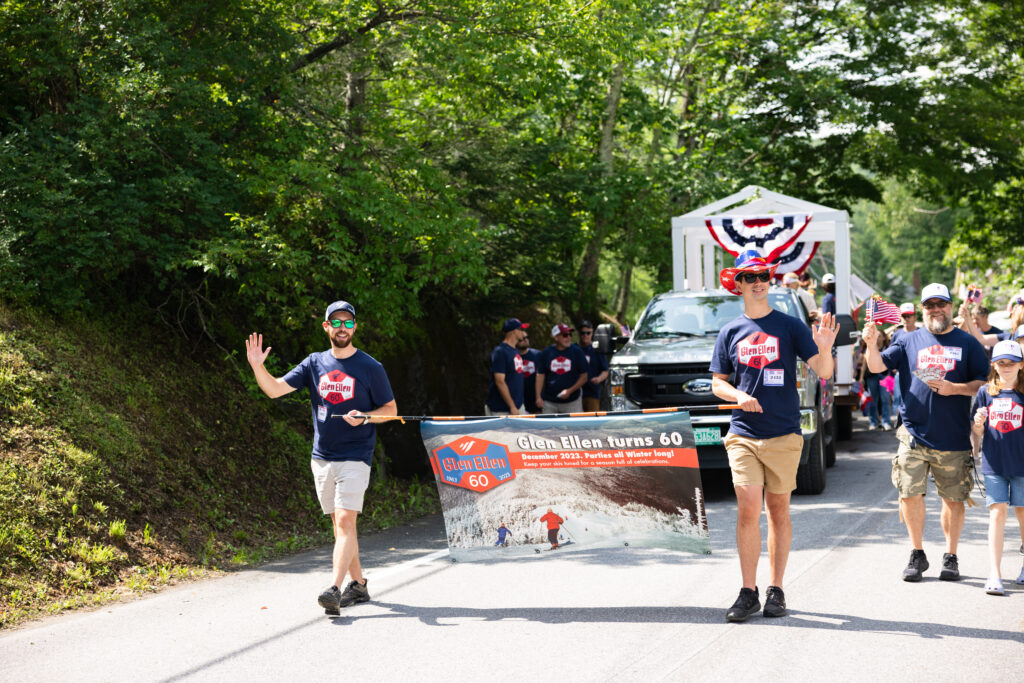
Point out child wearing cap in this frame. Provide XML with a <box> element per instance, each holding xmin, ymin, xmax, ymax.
<box><xmin>971</xmin><ymin>340</ymin><xmax>1024</xmax><ymax>595</ymax></box>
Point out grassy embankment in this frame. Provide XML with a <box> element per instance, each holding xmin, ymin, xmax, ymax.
<box><xmin>0</xmin><ymin>301</ymin><xmax>438</xmax><ymax>628</ymax></box>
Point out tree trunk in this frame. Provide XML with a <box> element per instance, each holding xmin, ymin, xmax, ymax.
<box><xmin>575</xmin><ymin>63</ymin><xmax>625</xmax><ymax>319</ymax></box>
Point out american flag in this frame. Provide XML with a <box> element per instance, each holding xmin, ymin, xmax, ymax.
<box><xmin>868</xmin><ymin>295</ymin><xmax>902</xmax><ymax>324</ymax></box>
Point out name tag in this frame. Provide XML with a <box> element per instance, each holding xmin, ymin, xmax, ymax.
<box><xmin>764</xmin><ymin>369</ymin><xmax>785</xmax><ymax>386</ymax></box>
<box><xmin>943</xmin><ymin>346</ymin><xmax>963</xmax><ymax>360</ymax></box>
<box><xmin>317</xmin><ymin>405</ymin><xmax>327</xmax><ymax>422</ymax></box>
<box><xmin>992</xmin><ymin>398</ymin><xmax>1013</xmax><ymax>413</ymax></box>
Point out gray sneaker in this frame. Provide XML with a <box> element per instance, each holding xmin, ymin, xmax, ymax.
<box><xmin>318</xmin><ymin>585</ymin><xmax>341</xmax><ymax>615</ymax></box>
<box><xmin>763</xmin><ymin>585</ymin><xmax>787</xmax><ymax>617</ymax></box>
<box><xmin>902</xmin><ymin>549</ymin><xmax>929</xmax><ymax>582</ymax></box>
<box><xmin>339</xmin><ymin>579</ymin><xmax>370</xmax><ymax>607</ymax></box>
<box><xmin>939</xmin><ymin>553</ymin><xmax>960</xmax><ymax>581</ymax></box>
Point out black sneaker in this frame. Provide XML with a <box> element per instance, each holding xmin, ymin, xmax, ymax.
<box><xmin>939</xmin><ymin>553</ymin><xmax>960</xmax><ymax>581</ymax></box>
<box><xmin>339</xmin><ymin>579</ymin><xmax>370</xmax><ymax>607</ymax></box>
<box><xmin>725</xmin><ymin>587</ymin><xmax>760</xmax><ymax>623</ymax></box>
<box><xmin>763</xmin><ymin>585</ymin><xmax>787</xmax><ymax>618</ymax></box>
<box><xmin>318</xmin><ymin>585</ymin><xmax>341</xmax><ymax>615</ymax></box>
<box><xmin>902</xmin><ymin>549</ymin><xmax>929</xmax><ymax>582</ymax></box>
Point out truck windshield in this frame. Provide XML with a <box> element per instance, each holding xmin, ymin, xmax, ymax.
<box><xmin>634</xmin><ymin>292</ymin><xmax>803</xmax><ymax>338</ymax></box>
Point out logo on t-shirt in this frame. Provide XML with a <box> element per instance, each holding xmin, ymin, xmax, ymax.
<box><xmin>916</xmin><ymin>345</ymin><xmax>959</xmax><ymax>374</ymax></box>
<box><xmin>737</xmin><ymin>332</ymin><xmax>780</xmax><ymax>369</ymax></box>
<box><xmin>522</xmin><ymin>359</ymin><xmax>536</xmax><ymax>377</ymax></box>
<box><xmin>550</xmin><ymin>356</ymin><xmax>572</xmax><ymax>374</ymax></box>
<box><xmin>989</xmin><ymin>398</ymin><xmax>1023</xmax><ymax>433</ymax></box>
<box><xmin>318</xmin><ymin>370</ymin><xmax>355</xmax><ymax>404</ymax></box>
<box><xmin>513</xmin><ymin>354</ymin><xmax>524</xmax><ymax>374</ymax></box>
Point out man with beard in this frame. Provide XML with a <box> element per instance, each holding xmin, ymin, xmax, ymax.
<box><xmin>245</xmin><ymin>300</ymin><xmax>397</xmax><ymax>615</ymax></box>
<box><xmin>862</xmin><ymin>283</ymin><xmax>988</xmax><ymax>582</ymax></box>
<box><xmin>485</xmin><ymin>318</ymin><xmax>530</xmax><ymax>416</ymax></box>
<box><xmin>516</xmin><ymin>330</ymin><xmax>541</xmax><ymax>414</ymax></box>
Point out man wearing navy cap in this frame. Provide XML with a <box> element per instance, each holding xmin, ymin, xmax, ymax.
<box><xmin>245</xmin><ymin>300</ymin><xmax>397</xmax><ymax>615</ymax></box>
<box><xmin>863</xmin><ymin>282</ymin><xmax>988</xmax><ymax>583</ymax></box>
<box><xmin>485</xmin><ymin>318</ymin><xmax>530</xmax><ymax>416</ymax></box>
<box><xmin>712</xmin><ymin>250</ymin><xmax>838</xmax><ymax>622</ymax></box>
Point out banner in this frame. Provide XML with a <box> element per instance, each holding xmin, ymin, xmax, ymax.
<box><xmin>421</xmin><ymin>412</ymin><xmax>711</xmax><ymax>561</ymax></box>
<box><xmin>705</xmin><ymin>213</ymin><xmax>813</xmax><ymax>262</ymax></box>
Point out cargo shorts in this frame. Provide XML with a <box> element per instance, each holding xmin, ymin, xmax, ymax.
<box><xmin>891</xmin><ymin>425</ymin><xmax>973</xmax><ymax>502</ymax></box>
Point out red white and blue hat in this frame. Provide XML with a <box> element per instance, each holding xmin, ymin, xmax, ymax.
<box><xmin>719</xmin><ymin>249</ymin><xmax>779</xmax><ymax>295</ymax></box>
<box><xmin>992</xmin><ymin>340</ymin><xmax>1023</xmax><ymax>362</ymax></box>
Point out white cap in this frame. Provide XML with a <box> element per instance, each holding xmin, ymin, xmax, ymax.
<box><xmin>920</xmin><ymin>283</ymin><xmax>951</xmax><ymax>303</ymax></box>
<box><xmin>899</xmin><ymin>303</ymin><xmax>916</xmax><ymax>315</ymax></box>
<box><xmin>992</xmin><ymin>340</ymin><xmax>1023</xmax><ymax>362</ymax></box>
<box><xmin>822</xmin><ymin>273</ymin><xmax>835</xmax><ymax>284</ymax></box>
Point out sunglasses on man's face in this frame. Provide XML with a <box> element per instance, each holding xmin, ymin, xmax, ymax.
<box><xmin>737</xmin><ymin>271</ymin><xmax>771</xmax><ymax>284</ymax></box>
<box><xmin>327</xmin><ymin>319</ymin><xmax>356</xmax><ymax>329</ymax></box>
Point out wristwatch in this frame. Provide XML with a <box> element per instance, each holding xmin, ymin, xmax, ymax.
<box><xmin>362</xmin><ymin>414</ymin><xmax>371</xmax><ymax>425</ymax></box>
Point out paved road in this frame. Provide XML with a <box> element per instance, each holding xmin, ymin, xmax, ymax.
<box><xmin>3</xmin><ymin>417</ymin><xmax>1023</xmax><ymax>681</ymax></box>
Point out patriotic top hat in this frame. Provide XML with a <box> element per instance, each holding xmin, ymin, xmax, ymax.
<box><xmin>720</xmin><ymin>249</ymin><xmax>779</xmax><ymax>295</ymax></box>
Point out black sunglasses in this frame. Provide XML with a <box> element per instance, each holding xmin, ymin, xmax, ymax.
<box><xmin>328</xmin><ymin>319</ymin><xmax>356</xmax><ymax>328</ymax></box>
<box><xmin>737</xmin><ymin>271</ymin><xmax>771</xmax><ymax>284</ymax></box>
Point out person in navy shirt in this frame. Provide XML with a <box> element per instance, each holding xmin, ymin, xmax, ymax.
<box><xmin>863</xmin><ymin>282</ymin><xmax>988</xmax><ymax>583</ymax></box>
<box><xmin>711</xmin><ymin>250</ymin><xmax>838</xmax><ymax>623</ymax></box>
<box><xmin>578</xmin><ymin>320</ymin><xmax>610</xmax><ymax>412</ymax></box>
<box><xmin>970</xmin><ymin>340</ymin><xmax>1024</xmax><ymax>595</ymax></box>
<box><xmin>819</xmin><ymin>273</ymin><xmax>837</xmax><ymax>316</ymax></box>
<box><xmin>246</xmin><ymin>299</ymin><xmax>397</xmax><ymax>616</ymax></box>
<box><xmin>485</xmin><ymin>318</ymin><xmax>530</xmax><ymax>416</ymax></box>
<box><xmin>516</xmin><ymin>332</ymin><xmax>541</xmax><ymax>414</ymax></box>
<box><xmin>535</xmin><ymin>323</ymin><xmax>589</xmax><ymax>414</ymax></box>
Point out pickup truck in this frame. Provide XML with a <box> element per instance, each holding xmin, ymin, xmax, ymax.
<box><xmin>595</xmin><ymin>286</ymin><xmax>837</xmax><ymax>494</ymax></box>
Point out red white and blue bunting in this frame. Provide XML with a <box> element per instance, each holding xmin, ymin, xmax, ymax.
<box><xmin>705</xmin><ymin>214</ymin><xmax>813</xmax><ymax>262</ymax></box>
<box><xmin>770</xmin><ymin>240</ymin><xmax>819</xmax><ymax>276</ymax></box>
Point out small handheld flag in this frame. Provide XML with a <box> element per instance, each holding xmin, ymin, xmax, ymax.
<box><xmin>868</xmin><ymin>295</ymin><xmax>903</xmax><ymax>324</ymax></box>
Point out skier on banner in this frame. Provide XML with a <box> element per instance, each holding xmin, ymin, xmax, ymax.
<box><xmin>539</xmin><ymin>508</ymin><xmax>565</xmax><ymax>549</ymax></box>
<box><xmin>494</xmin><ymin>523</ymin><xmax>513</xmax><ymax>547</ymax></box>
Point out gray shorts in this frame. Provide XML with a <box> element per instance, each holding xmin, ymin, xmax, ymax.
<box><xmin>484</xmin><ymin>404</ymin><xmax>525</xmax><ymax>416</ymax></box>
<box><xmin>542</xmin><ymin>397</ymin><xmax>583</xmax><ymax>414</ymax></box>
<box><xmin>310</xmin><ymin>459</ymin><xmax>371</xmax><ymax>514</ymax></box>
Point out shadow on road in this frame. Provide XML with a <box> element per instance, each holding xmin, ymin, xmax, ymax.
<box><xmin>330</xmin><ymin>601</ymin><xmax>1024</xmax><ymax>644</ymax></box>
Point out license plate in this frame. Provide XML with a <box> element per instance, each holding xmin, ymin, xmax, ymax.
<box><xmin>693</xmin><ymin>426</ymin><xmax>722</xmax><ymax>446</ymax></box>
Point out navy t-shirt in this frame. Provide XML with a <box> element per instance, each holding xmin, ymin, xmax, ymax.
<box><xmin>972</xmin><ymin>387</ymin><xmax>1024</xmax><ymax>477</ymax></box>
<box><xmin>283</xmin><ymin>349</ymin><xmax>395</xmax><ymax>464</ymax></box>
<box><xmin>581</xmin><ymin>344</ymin><xmax>609</xmax><ymax>399</ymax></box>
<box><xmin>537</xmin><ymin>344</ymin><xmax>589</xmax><ymax>403</ymax></box>
<box><xmin>710</xmin><ymin>310</ymin><xmax>820</xmax><ymax>439</ymax></box>
<box><xmin>520</xmin><ymin>348</ymin><xmax>540</xmax><ymax>411</ymax></box>
<box><xmin>485</xmin><ymin>343</ymin><xmax>525</xmax><ymax>411</ymax></box>
<box><xmin>821</xmin><ymin>292</ymin><xmax>836</xmax><ymax>316</ymax></box>
<box><xmin>880</xmin><ymin>327</ymin><xmax>988</xmax><ymax>451</ymax></box>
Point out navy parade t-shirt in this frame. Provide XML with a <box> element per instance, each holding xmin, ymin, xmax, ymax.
<box><xmin>283</xmin><ymin>349</ymin><xmax>394</xmax><ymax>464</ymax></box>
<box><xmin>880</xmin><ymin>327</ymin><xmax>988</xmax><ymax>451</ymax></box>
<box><xmin>971</xmin><ymin>387</ymin><xmax>1024</xmax><ymax>477</ymax></box>
<box><xmin>710</xmin><ymin>310</ymin><xmax>820</xmax><ymax>439</ymax></box>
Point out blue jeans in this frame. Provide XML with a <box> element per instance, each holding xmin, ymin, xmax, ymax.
<box><xmin>865</xmin><ymin>375</ymin><xmax>891</xmax><ymax>427</ymax></box>
<box><xmin>892</xmin><ymin>372</ymin><xmax>903</xmax><ymax>416</ymax></box>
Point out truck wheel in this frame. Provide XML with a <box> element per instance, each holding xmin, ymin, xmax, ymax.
<box><xmin>836</xmin><ymin>404</ymin><xmax>853</xmax><ymax>441</ymax></box>
<box><xmin>796</xmin><ymin>410</ymin><xmax>827</xmax><ymax>495</ymax></box>
<box><xmin>825</xmin><ymin>408</ymin><xmax>838</xmax><ymax>468</ymax></box>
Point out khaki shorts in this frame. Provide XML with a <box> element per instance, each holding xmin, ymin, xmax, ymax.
<box><xmin>892</xmin><ymin>425</ymin><xmax>972</xmax><ymax>502</ymax></box>
<box><xmin>484</xmin><ymin>404</ymin><xmax>525</xmax><ymax>417</ymax></box>
<box><xmin>723</xmin><ymin>432</ymin><xmax>804</xmax><ymax>494</ymax></box>
<box><xmin>542</xmin><ymin>397</ymin><xmax>583</xmax><ymax>414</ymax></box>
<box><xmin>310</xmin><ymin>459</ymin><xmax>371</xmax><ymax>514</ymax></box>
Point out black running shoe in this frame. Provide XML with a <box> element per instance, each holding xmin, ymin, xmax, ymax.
<box><xmin>338</xmin><ymin>579</ymin><xmax>370</xmax><ymax>607</ymax></box>
<box><xmin>726</xmin><ymin>587</ymin><xmax>760</xmax><ymax>623</ymax></box>
<box><xmin>939</xmin><ymin>553</ymin><xmax>960</xmax><ymax>581</ymax></box>
<box><xmin>763</xmin><ymin>585</ymin><xmax>787</xmax><ymax>618</ymax></box>
<box><xmin>902</xmin><ymin>549</ymin><xmax>929</xmax><ymax>582</ymax></box>
<box><xmin>318</xmin><ymin>585</ymin><xmax>341</xmax><ymax>615</ymax></box>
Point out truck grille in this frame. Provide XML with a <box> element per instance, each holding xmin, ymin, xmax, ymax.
<box><xmin>626</xmin><ymin>363</ymin><xmax>725</xmax><ymax>407</ymax></box>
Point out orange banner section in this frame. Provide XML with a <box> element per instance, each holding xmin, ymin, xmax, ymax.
<box><xmin>508</xmin><ymin>446</ymin><xmax>698</xmax><ymax>470</ymax></box>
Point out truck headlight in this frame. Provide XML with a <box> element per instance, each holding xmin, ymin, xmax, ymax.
<box><xmin>610</xmin><ymin>364</ymin><xmax>638</xmax><ymax>394</ymax></box>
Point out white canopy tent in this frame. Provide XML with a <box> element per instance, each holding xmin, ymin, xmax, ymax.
<box><xmin>670</xmin><ymin>185</ymin><xmax>855</xmax><ymax>390</ymax></box>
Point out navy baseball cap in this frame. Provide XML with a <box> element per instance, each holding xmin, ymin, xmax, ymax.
<box><xmin>502</xmin><ymin>318</ymin><xmax>529</xmax><ymax>333</ymax></box>
<box><xmin>325</xmin><ymin>300</ymin><xmax>356</xmax><ymax>320</ymax></box>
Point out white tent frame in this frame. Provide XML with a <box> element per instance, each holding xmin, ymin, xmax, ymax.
<box><xmin>670</xmin><ymin>185</ymin><xmax>853</xmax><ymax>389</ymax></box>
